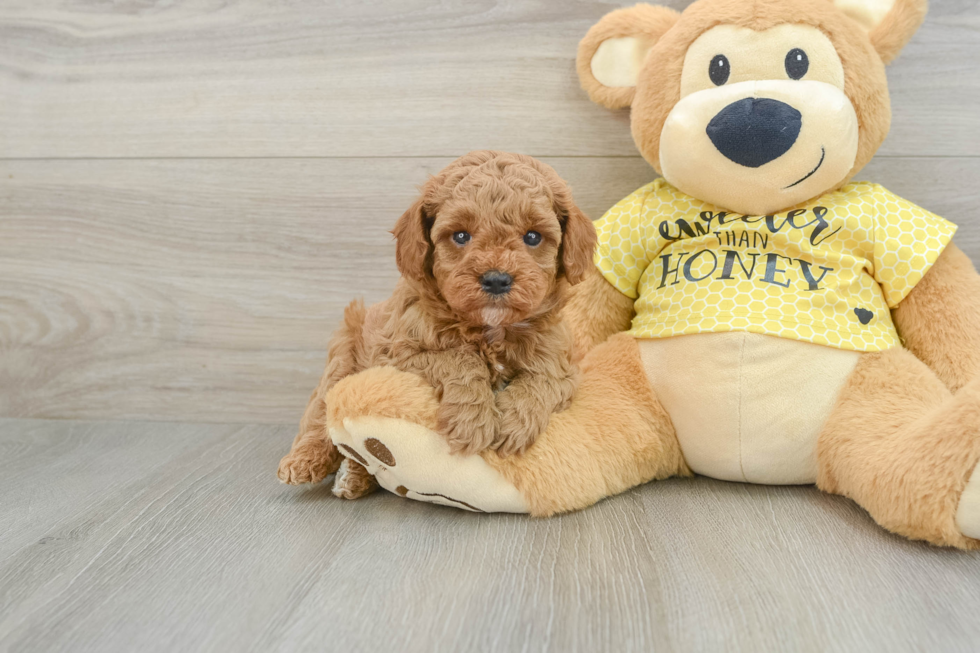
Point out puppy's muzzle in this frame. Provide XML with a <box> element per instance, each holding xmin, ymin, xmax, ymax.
<box><xmin>480</xmin><ymin>270</ymin><xmax>513</xmax><ymax>296</ymax></box>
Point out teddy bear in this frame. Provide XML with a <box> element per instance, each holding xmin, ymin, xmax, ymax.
<box><xmin>289</xmin><ymin>0</ymin><xmax>980</xmax><ymax>550</ymax></box>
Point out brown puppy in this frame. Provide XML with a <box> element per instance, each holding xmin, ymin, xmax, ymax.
<box><xmin>278</xmin><ymin>151</ymin><xmax>597</xmax><ymax>499</ymax></box>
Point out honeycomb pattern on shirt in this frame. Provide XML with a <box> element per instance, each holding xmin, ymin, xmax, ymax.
<box><xmin>594</xmin><ymin>179</ymin><xmax>957</xmax><ymax>352</ymax></box>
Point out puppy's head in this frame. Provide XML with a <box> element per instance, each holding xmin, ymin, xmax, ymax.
<box><xmin>393</xmin><ymin>151</ymin><xmax>596</xmax><ymax>327</ymax></box>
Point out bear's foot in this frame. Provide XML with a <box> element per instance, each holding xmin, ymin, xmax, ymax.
<box><xmin>957</xmin><ymin>463</ymin><xmax>980</xmax><ymax>540</ymax></box>
<box><xmin>329</xmin><ymin>416</ymin><xmax>528</xmax><ymax>513</ymax></box>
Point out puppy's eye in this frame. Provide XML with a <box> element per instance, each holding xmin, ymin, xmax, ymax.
<box><xmin>709</xmin><ymin>54</ymin><xmax>730</xmax><ymax>86</ymax></box>
<box><xmin>785</xmin><ymin>48</ymin><xmax>809</xmax><ymax>80</ymax></box>
<box><xmin>523</xmin><ymin>231</ymin><xmax>542</xmax><ymax>247</ymax></box>
<box><xmin>452</xmin><ymin>231</ymin><xmax>471</xmax><ymax>245</ymax></box>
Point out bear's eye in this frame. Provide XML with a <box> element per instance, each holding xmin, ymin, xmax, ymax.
<box><xmin>785</xmin><ymin>48</ymin><xmax>809</xmax><ymax>80</ymax></box>
<box><xmin>523</xmin><ymin>231</ymin><xmax>542</xmax><ymax>247</ymax></box>
<box><xmin>452</xmin><ymin>231</ymin><xmax>471</xmax><ymax>245</ymax></box>
<box><xmin>709</xmin><ymin>54</ymin><xmax>730</xmax><ymax>86</ymax></box>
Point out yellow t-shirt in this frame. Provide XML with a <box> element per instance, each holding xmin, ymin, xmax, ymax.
<box><xmin>594</xmin><ymin>180</ymin><xmax>957</xmax><ymax>352</ymax></box>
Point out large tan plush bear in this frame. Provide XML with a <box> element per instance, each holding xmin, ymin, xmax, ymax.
<box><xmin>283</xmin><ymin>0</ymin><xmax>980</xmax><ymax>549</ymax></box>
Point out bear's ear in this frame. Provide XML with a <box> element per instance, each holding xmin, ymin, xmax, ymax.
<box><xmin>832</xmin><ymin>0</ymin><xmax>928</xmax><ymax>64</ymax></box>
<box><xmin>576</xmin><ymin>4</ymin><xmax>680</xmax><ymax>110</ymax></box>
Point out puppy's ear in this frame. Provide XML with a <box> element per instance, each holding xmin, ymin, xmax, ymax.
<box><xmin>560</xmin><ymin>204</ymin><xmax>598</xmax><ymax>285</ymax></box>
<box><xmin>392</xmin><ymin>195</ymin><xmax>433</xmax><ymax>282</ymax></box>
<box><xmin>577</xmin><ymin>4</ymin><xmax>680</xmax><ymax>109</ymax></box>
<box><xmin>552</xmin><ymin>185</ymin><xmax>597</xmax><ymax>286</ymax></box>
<box><xmin>831</xmin><ymin>0</ymin><xmax>927</xmax><ymax>64</ymax></box>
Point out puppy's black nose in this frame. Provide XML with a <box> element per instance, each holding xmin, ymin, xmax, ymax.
<box><xmin>480</xmin><ymin>270</ymin><xmax>512</xmax><ymax>296</ymax></box>
<box><xmin>706</xmin><ymin>97</ymin><xmax>802</xmax><ymax>168</ymax></box>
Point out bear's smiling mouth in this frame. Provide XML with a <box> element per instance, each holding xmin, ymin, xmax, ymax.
<box><xmin>784</xmin><ymin>146</ymin><xmax>826</xmax><ymax>189</ymax></box>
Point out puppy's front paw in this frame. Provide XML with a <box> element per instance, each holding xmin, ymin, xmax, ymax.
<box><xmin>277</xmin><ymin>436</ymin><xmax>341</xmax><ymax>485</ymax></box>
<box><xmin>494</xmin><ymin>392</ymin><xmax>548</xmax><ymax>457</ymax></box>
<box><xmin>438</xmin><ymin>402</ymin><xmax>499</xmax><ymax>456</ymax></box>
<box><xmin>495</xmin><ymin>417</ymin><xmax>542</xmax><ymax>458</ymax></box>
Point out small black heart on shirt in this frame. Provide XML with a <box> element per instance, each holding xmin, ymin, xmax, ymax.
<box><xmin>854</xmin><ymin>308</ymin><xmax>874</xmax><ymax>325</ymax></box>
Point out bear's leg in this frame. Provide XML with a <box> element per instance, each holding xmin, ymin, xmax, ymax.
<box><xmin>481</xmin><ymin>332</ymin><xmax>691</xmax><ymax>516</ymax></box>
<box><xmin>327</xmin><ymin>333</ymin><xmax>690</xmax><ymax>515</ymax></box>
<box><xmin>816</xmin><ymin>347</ymin><xmax>980</xmax><ymax>549</ymax></box>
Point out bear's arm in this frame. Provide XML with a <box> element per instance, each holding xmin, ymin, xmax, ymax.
<box><xmin>893</xmin><ymin>242</ymin><xmax>980</xmax><ymax>392</ymax></box>
<box><xmin>562</xmin><ymin>265</ymin><xmax>636</xmax><ymax>358</ymax></box>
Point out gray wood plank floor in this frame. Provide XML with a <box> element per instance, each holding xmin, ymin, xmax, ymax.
<box><xmin>2</xmin><ymin>417</ymin><xmax>980</xmax><ymax>653</ymax></box>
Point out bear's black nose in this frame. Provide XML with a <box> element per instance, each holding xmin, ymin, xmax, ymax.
<box><xmin>480</xmin><ymin>270</ymin><xmax>512</xmax><ymax>296</ymax></box>
<box><xmin>706</xmin><ymin>97</ymin><xmax>802</xmax><ymax>168</ymax></box>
